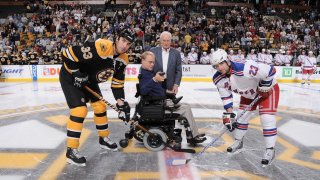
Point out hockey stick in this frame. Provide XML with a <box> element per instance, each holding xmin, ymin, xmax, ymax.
<box><xmin>84</xmin><ymin>86</ymin><xmax>196</xmax><ymax>154</ymax></box>
<box><xmin>171</xmin><ymin>95</ymin><xmax>262</xmax><ymax>166</ymax></box>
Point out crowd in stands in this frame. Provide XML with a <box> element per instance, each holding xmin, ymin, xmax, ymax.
<box><xmin>0</xmin><ymin>0</ymin><xmax>320</xmax><ymax>66</ymax></box>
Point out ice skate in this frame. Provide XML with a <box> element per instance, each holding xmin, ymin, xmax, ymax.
<box><xmin>99</xmin><ymin>136</ymin><xmax>118</xmax><ymax>151</ymax></box>
<box><xmin>261</xmin><ymin>148</ymin><xmax>275</xmax><ymax>167</ymax></box>
<box><xmin>66</xmin><ymin>148</ymin><xmax>86</xmax><ymax>167</ymax></box>
<box><xmin>227</xmin><ymin>139</ymin><xmax>243</xmax><ymax>153</ymax></box>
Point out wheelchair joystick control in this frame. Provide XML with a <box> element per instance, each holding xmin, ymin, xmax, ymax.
<box><xmin>158</xmin><ymin>72</ymin><xmax>165</xmax><ymax>76</ymax></box>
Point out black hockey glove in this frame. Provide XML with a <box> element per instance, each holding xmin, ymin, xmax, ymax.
<box><xmin>222</xmin><ymin>112</ymin><xmax>237</xmax><ymax>132</ymax></box>
<box><xmin>116</xmin><ymin>101</ymin><xmax>131</xmax><ymax>122</ymax></box>
<box><xmin>72</xmin><ymin>70</ymin><xmax>89</xmax><ymax>88</ymax></box>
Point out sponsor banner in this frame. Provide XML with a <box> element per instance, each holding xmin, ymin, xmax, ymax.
<box><xmin>182</xmin><ymin>65</ymin><xmax>215</xmax><ymax>78</ymax></box>
<box><xmin>0</xmin><ymin>65</ymin><xmax>319</xmax><ymax>82</ymax></box>
<box><xmin>0</xmin><ymin>65</ymin><xmax>32</xmax><ymax>79</ymax></box>
<box><xmin>275</xmin><ymin>66</ymin><xmax>320</xmax><ymax>81</ymax></box>
<box><xmin>37</xmin><ymin>65</ymin><xmax>61</xmax><ymax>78</ymax></box>
<box><xmin>124</xmin><ymin>64</ymin><xmax>215</xmax><ymax>79</ymax></box>
<box><xmin>125</xmin><ymin>64</ymin><xmax>140</xmax><ymax>78</ymax></box>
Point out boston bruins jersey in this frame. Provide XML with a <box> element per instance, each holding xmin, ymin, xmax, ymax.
<box><xmin>62</xmin><ymin>38</ymin><xmax>129</xmax><ymax>100</ymax></box>
<box><xmin>0</xmin><ymin>56</ymin><xmax>8</xmax><ymax>65</ymax></box>
<box><xmin>53</xmin><ymin>51</ymin><xmax>61</xmax><ymax>64</ymax></box>
<box><xmin>28</xmin><ymin>52</ymin><xmax>38</xmax><ymax>64</ymax></box>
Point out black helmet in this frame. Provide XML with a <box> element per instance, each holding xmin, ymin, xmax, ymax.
<box><xmin>118</xmin><ymin>29</ymin><xmax>136</xmax><ymax>43</ymax></box>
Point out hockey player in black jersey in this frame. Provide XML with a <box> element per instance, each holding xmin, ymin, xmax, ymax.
<box><xmin>59</xmin><ymin>29</ymin><xmax>136</xmax><ymax>166</ymax></box>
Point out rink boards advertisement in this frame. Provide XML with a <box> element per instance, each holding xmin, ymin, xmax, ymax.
<box><xmin>0</xmin><ymin>65</ymin><xmax>319</xmax><ymax>83</ymax></box>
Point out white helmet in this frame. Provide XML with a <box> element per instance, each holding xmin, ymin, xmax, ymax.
<box><xmin>210</xmin><ymin>49</ymin><xmax>228</xmax><ymax>66</ymax></box>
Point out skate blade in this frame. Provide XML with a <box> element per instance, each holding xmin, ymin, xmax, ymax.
<box><xmin>100</xmin><ymin>145</ymin><xmax>118</xmax><ymax>152</ymax></box>
<box><xmin>67</xmin><ymin>159</ymin><xmax>86</xmax><ymax>167</ymax></box>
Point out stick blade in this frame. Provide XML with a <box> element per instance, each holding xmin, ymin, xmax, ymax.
<box><xmin>171</xmin><ymin>159</ymin><xmax>188</xmax><ymax>166</ymax></box>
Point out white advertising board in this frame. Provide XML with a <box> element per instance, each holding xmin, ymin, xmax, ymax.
<box><xmin>0</xmin><ymin>65</ymin><xmax>319</xmax><ymax>83</ymax></box>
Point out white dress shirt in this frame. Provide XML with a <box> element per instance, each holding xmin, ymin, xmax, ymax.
<box><xmin>162</xmin><ymin>48</ymin><xmax>170</xmax><ymax>73</ymax></box>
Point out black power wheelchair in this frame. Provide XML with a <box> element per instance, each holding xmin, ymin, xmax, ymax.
<box><xmin>119</xmin><ymin>84</ymin><xmax>199</xmax><ymax>152</ymax></box>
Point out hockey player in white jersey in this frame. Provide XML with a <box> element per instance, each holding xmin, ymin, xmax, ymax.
<box><xmin>301</xmin><ymin>51</ymin><xmax>317</xmax><ymax>85</ymax></box>
<box><xmin>246</xmin><ymin>49</ymin><xmax>258</xmax><ymax>62</ymax></box>
<box><xmin>257</xmin><ymin>48</ymin><xmax>266</xmax><ymax>63</ymax></box>
<box><xmin>200</xmin><ymin>51</ymin><xmax>210</xmax><ymax>64</ymax></box>
<box><xmin>187</xmin><ymin>48</ymin><xmax>198</xmax><ymax>64</ymax></box>
<box><xmin>211</xmin><ymin>49</ymin><xmax>280</xmax><ymax>166</ymax></box>
<box><xmin>283</xmin><ymin>50</ymin><xmax>293</xmax><ymax>66</ymax></box>
<box><xmin>228</xmin><ymin>49</ymin><xmax>237</xmax><ymax>61</ymax></box>
<box><xmin>264</xmin><ymin>49</ymin><xmax>273</xmax><ymax>65</ymax></box>
<box><xmin>297</xmin><ymin>50</ymin><xmax>307</xmax><ymax>66</ymax></box>
<box><xmin>274</xmin><ymin>50</ymin><xmax>285</xmax><ymax>66</ymax></box>
<box><xmin>178</xmin><ymin>47</ymin><xmax>187</xmax><ymax>64</ymax></box>
<box><xmin>237</xmin><ymin>49</ymin><xmax>245</xmax><ymax>61</ymax></box>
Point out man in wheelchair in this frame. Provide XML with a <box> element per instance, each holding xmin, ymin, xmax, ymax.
<box><xmin>137</xmin><ymin>51</ymin><xmax>206</xmax><ymax>146</ymax></box>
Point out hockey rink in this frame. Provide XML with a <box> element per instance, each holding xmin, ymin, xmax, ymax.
<box><xmin>0</xmin><ymin>81</ymin><xmax>320</xmax><ymax>180</ymax></box>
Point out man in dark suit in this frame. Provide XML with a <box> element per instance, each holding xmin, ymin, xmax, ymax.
<box><xmin>150</xmin><ymin>31</ymin><xmax>182</xmax><ymax>94</ymax></box>
<box><xmin>139</xmin><ymin>51</ymin><xmax>206</xmax><ymax>145</ymax></box>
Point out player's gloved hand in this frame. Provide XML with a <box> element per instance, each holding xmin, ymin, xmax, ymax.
<box><xmin>314</xmin><ymin>66</ymin><xmax>317</xmax><ymax>74</ymax></box>
<box><xmin>257</xmin><ymin>85</ymin><xmax>273</xmax><ymax>98</ymax></box>
<box><xmin>72</xmin><ymin>70</ymin><xmax>89</xmax><ymax>88</ymax></box>
<box><xmin>116</xmin><ymin>101</ymin><xmax>131</xmax><ymax>122</ymax></box>
<box><xmin>222</xmin><ymin>112</ymin><xmax>237</xmax><ymax>132</ymax></box>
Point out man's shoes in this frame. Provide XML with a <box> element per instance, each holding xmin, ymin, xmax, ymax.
<box><xmin>99</xmin><ymin>136</ymin><xmax>118</xmax><ymax>151</ymax></box>
<box><xmin>173</xmin><ymin>129</ymin><xmax>182</xmax><ymax>143</ymax></box>
<box><xmin>172</xmin><ymin>96</ymin><xmax>183</xmax><ymax>104</ymax></box>
<box><xmin>66</xmin><ymin>147</ymin><xmax>86</xmax><ymax>167</ymax></box>
<box><xmin>227</xmin><ymin>139</ymin><xmax>243</xmax><ymax>153</ymax></box>
<box><xmin>166</xmin><ymin>92</ymin><xmax>183</xmax><ymax>104</ymax></box>
<box><xmin>261</xmin><ymin>147</ymin><xmax>275</xmax><ymax>166</ymax></box>
<box><xmin>187</xmin><ymin>135</ymin><xmax>207</xmax><ymax>145</ymax></box>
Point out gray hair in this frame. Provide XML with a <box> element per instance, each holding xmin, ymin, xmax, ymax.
<box><xmin>159</xmin><ymin>31</ymin><xmax>172</xmax><ymax>40</ymax></box>
<box><xmin>141</xmin><ymin>51</ymin><xmax>155</xmax><ymax>61</ymax></box>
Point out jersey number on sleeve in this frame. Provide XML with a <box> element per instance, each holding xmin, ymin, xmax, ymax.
<box><xmin>249</xmin><ymin>65</ymin><xmax>258</xmax><ymax>76</ymax></box>
<box><xmin>81</xmin><ymin>47</ymin><xmax>93</xmax><ymax>59</ymax></box>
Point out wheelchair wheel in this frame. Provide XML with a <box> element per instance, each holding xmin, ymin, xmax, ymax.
<box><xmin>143</xmin><ymin>129</ymin><xmax>167</xmax><ymax>152</ymax></box>
<box><xmin>133</xmin><ymin>128</ymin><xmax>144</xmax><ymax>142</ymax></box>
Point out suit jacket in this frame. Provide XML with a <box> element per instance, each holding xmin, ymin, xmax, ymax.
<box><xmin>150</xmin><ymin>46</ymin><xmax>182</xmax><ymax>90</ymax></box>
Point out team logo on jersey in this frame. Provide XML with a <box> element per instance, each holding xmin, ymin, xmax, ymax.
<box><xmin>100</xmin><ymin>44</ymin><xmax>107</xmax><ymax>52</ymax></box>
<box><xmin>96</xmin><ymin>68</ymin><xmax>115</xmax><ymax>82</ymax></box>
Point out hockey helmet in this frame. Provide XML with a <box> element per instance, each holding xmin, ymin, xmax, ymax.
<box><xmin>118</xmin><ymin>29</ymin><xmax>136</xmax><ymax>43</ymax></box>
<box><xmin>210</xmin><ymin>49</ymin><xmax>228</xmax><ymax>67</ymax></box>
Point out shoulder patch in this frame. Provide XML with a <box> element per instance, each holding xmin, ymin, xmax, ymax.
<box><xmin>95</xmin><ymin>39</ymin><xmax>113</xmax><ymax>59</ymax></box>
<box><xmin>230</xmin><ymin>61</ymin><xmax>245</xmax><ymax>76</ymax></box>
<box><xmin>212</xmin><ymin>71</ymin><xmax>225</xmax><ymax>85</ymax></box>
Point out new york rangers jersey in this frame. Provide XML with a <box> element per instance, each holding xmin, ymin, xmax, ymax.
<box><xmin>213</xmin><ymin>60</ymin><xmax>276</xmax><ymax>110</ymax></box>
<box><xmin>301</xmin><ymin>56</ymin><xmax>316</xmax><ymax>70</ymax></box>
